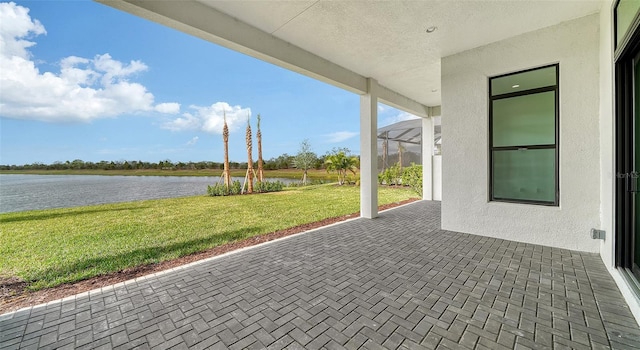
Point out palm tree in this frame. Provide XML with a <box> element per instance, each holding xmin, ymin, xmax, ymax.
<box><xmin>325</xmin><ymin>151</ymin><xmax>359</xmax><ymax>185</ymax></box>
<box><xmin>245</xmin><ymin>115</ymin><xmax>254</xmax><ymax>193</ymax></box>
<box><xmin>222</xmin><ymin>111</ymin><xmax>231</xmax><ymax>189</ymax></box>
<box><xmin>256</xmin><ymin>114</ymin><xmax>264</xmax><ymax>183</ymax></box>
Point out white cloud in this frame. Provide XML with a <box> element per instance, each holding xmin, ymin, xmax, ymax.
<box><xmin>155</xmin><ymin>103</ymin><xmax>180</xmax><ymax>114</ymax></box>
<box><xmin>0</xmin><ymin>2</ymin><xmax>45</xmax><ymax>59</ymax></box>
<box><xmin>380</xmin><ymin>111</ymin><xmax>420</xmax><ymax>127</ymax></box>
<box><xmin>186</xmin><ymin>136</ymin><xmax>199</xmax><ymax>146</ymax></box>
<box><xmin>324</xmin><ymin>131</ymin><xmax>358</xmax><ymax>143</ymax></box>
<box><xmin>162</xmin><ymin>102</ymin><xmax>251</xmax><ymax>134</ymax></box>
<box><xmin>0</xmin><ymin>2</ymin><xmax>179</xmax><ymax>123</ymax></box>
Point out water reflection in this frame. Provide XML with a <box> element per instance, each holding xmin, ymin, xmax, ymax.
<box><xmin>0</xmin><ymin>175</ymin><xmax>296</xmax><ymax>213</ymax></box>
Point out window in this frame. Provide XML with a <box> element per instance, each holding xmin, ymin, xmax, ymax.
<box><xmin>615</xmin><ymin>0</ymin><xmax>640</xmax><ymax>48</ymax></box>
<box><xmin>489</xmin><ymin>64</ymin><xmax>559</xmax><ymax>206</ymax></box>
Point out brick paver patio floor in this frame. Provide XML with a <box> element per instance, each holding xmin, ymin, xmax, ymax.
<box><xmin>1</xmin><ymin>201</ymin><xmax>639</xmax><ymax>349</ymax></box>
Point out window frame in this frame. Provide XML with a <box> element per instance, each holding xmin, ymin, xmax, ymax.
<box><xmin>488</xmin><ymin>63</ymin><xmax>560</xmax><ymax>206</ymax></box>
<box><xmin>615</xmin><ymin>0</ymin><xmax>640</xmax><ymax>53</ymax></box>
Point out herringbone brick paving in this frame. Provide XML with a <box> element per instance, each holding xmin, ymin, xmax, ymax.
<box><xmin>1</xmin><ymin>201</ymin><xmax>639</xmax><ymax>349</ymax></box>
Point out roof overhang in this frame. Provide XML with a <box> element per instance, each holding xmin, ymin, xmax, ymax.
<box><xmin>96</xmin><ymin>0</ymin><xmax>602</xmax><ymax>119</ymax></box>
<box><xmin>96</xmin><ymin>0</ymin><xmax>433</xmax><ymax>117</ymax></box>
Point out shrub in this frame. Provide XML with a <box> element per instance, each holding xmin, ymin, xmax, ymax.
<box><xmin>401</xmin><ymin>163</ymin><xmax>422</xmax><ymax>196</ymax></box>
<box><xmin>255</xmin><ymin>180</ymin><xmax>285</xmax><ymax>193</ymax></box>
<box><xmin>207</xmin><ymin>180</ymin><xmax>242</xmax><ymax>196</ymax></box>
<box><xmin>208</xmin><ymin>180</ymin><xmax>284</xmax><ymax>196</ymax></box>
<box><xmin>231</xmin><ymin>180</ymin><xmax>242</xmax><ymax>194</ymax></box>
<box><xmin>344</xmin><ymin>174</ymin><xmax>359</xmax><ymax>185</ymax></box>
<box><xmin>380</xmin><ymin>164</ymin><xmax>402</xmax><ymax>185</ymax></box>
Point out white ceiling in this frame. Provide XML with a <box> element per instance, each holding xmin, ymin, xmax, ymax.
<box><xmin>196</xmin><ymin>0</ymin><xmax>602</xmax><ymax>107</ymax></box>
<box><xmin>99</xmin><ymin>0</ymin><xmax>602</xmax><ymax>113</ymax></box>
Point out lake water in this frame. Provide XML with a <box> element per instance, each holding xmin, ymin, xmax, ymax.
<box><xmin>0</xmin><ymin>174</ymin><xmax>295</xmax><ymax>213</ymax></box>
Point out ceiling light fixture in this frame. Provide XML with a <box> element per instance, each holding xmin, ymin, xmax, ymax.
<box><xmin>512</xmin><ymin>84</ymin><xmax>520</xmax><ymax>88</ymax></box>
<box><xmin>426</xmin><ymin>26</ymin><xmax>437</xmax><ymax>33</ymax></box>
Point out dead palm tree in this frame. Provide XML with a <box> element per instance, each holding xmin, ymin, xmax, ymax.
<box><xmin>245</xmin><ymin>115</ymin><xmax>254</xmax><ymax>193</ymax></box>
<box><xmin>256</xmin><ymin>114</ymin><xmax>264</xmax><ymax>183</ymax></box>
<box><xmin>222</xmin><ymin>111</ymin><xmax>231</xmax><ymax>189</ymax></box>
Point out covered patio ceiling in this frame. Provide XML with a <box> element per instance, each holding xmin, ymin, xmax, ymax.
<box><xmin>97</xmin><ymin>0</ymin><xmax>602</xmax><ymax>118</ymax></box>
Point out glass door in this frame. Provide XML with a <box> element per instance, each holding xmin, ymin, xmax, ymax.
<box><xmin>634</xmin><ymin>51</ymin><xmax>640</xmax><ymax>279</ymax></box>
<box><xmin>615</xmin><ymin>0</ymin><xmax>640</xmax><ymax>284</ymax></box>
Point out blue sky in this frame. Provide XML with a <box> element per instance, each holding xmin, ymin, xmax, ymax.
<box><xmin>0</xmin><ymin>0</ymin><xmax>416</xmax><ymax>165</ymax></box>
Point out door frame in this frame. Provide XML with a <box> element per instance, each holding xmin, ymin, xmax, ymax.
<box><xmin>614</xmin><ymin>2</ymin><xmax>640</xmax><ymax>283</ymax></box>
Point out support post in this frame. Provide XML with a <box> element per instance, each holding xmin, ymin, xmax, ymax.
<box><xmin>360</xmin><ymin>78</ymin><xmax>379</xmax><ymax>218</ymax></box>
<box><xmin>422</xmin><ymin>117</ymin><xmax>434</xmax><ymax>200</ymax></box>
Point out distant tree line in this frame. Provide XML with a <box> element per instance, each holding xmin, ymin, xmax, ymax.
<box><xmin>0</xmin><ymin>154</ymin><xmax>328</xmax><ymax>171</ymax></box>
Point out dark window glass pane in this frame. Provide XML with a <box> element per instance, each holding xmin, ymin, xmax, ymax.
<box><xmin>617</xmin><ymin>0</ymin><xmax>640</xmax><ymax>46</ymax></box>
<box><xmin>493</xmin><ymin>149</ymin><xmax>555</xmax><ymax>203</ymax></box>
<box><xmin>492</xmin><ymin>91</ymin><xmax>556</xmax><ymax>147</ymax></box>
<box><xmin>634</xmin><ymin>54</ymin><xmax>640</xmax><ymax>270</ymax></box>
<box><xmin>491</xmin><ymin>66</ymin><xmax>556</xmax><ymax>96</ymax></box>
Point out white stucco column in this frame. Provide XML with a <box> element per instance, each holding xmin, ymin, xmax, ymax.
<box><xmin>360</xmin><ymin>78</ymin><xmax>378</xmax><ymax>219</ymax></box>
<box><xmin>422</xmin><ymin>116</ymin><xmax>434</xmax><ymax>200</ymax></box>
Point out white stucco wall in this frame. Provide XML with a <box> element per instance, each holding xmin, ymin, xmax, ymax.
<box><xmin>599</xmin><ymin>0</ymin><xmax>615</xmax><ymax>269</ymax></box>
<box><xmin>441</xmin><ymin>14</ymin><xmax>601</xmax><ymax>252</ymax></box>
<box><xmin>433</xmin><ymin>155</ymin><xmax>442</xmax><ymax>201</ymax></box>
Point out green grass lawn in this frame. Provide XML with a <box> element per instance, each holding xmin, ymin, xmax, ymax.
<box><xmin>0</xmin><ymin>185</ymin><xmax>417</xmax><ymax>290</ymax></box>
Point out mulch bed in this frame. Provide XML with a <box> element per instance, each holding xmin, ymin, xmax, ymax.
<box><xmin>0</xmin><ymin>198</ymin><xmax>418</xmax><ymax>314</ymax></box>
